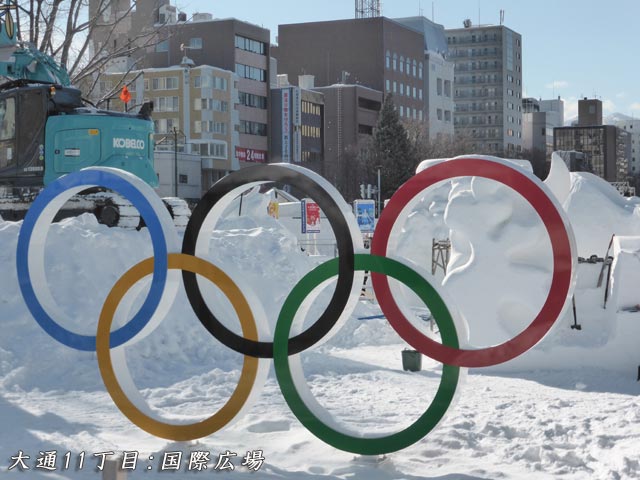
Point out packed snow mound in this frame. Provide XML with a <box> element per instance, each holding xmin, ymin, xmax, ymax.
<box><xmin>564</xmin><ymin>173</ymin><xmax>640</xmax><ymax>256</ymax></box>
<box><xmin>390</xmin><ymin>155</ymin><xmax>640</xmax><ymax>372</ymax></box>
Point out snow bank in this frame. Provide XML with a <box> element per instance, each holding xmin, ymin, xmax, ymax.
<box><xmin>2</xmin><ymin>161</ymin><xmax>640</xmax><ymax>479</ymax></box>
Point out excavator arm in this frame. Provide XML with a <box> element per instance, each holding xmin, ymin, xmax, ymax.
<box><xmin>0</xmin><ymin>1</ymin><xmax>71</xmax><ymax>86</ymax></box>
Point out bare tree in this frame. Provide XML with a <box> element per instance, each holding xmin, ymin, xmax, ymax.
<box><xmin>404</xmin><ymin>119</ymin><xmax>476</xmax><ymax>161</ymax></box>
<box><xmin>14</xmin><ymin>0</ymin><xmax>164</xmax><ymax>99</ymax></box>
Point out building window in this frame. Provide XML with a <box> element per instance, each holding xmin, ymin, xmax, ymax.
<box><xmin>165</xmin><ymin>77</ymin><xmax>178</xmax><ymax>89</ymax></box>
<box><xmin>399</xmin><ymin>83</ymin><xmax>404</xmax><ymax>96</ymax></box>
<box><xmin>445</xmin><ymin>110</ymin><xmax>451</xmax><ymax>122</ymax></box>
<box><xmin>437</xmin><ymin>109</ymin><xmax>442</xmax><ymax>121</ymax></box>
<box><xmin>412</xmin><ymin>59</ymin><xmax>417</xmax><ymax>77</ymax></box>
<box><xmin>156</xmin><ymin>96</ymin><xmax>179</xmax><ymax>112</ymax></box>
<box><xmin>189</xmin><ymin>37</ymin><xmax>203</xmax><ymax>49</ymax></box>
<box><xmin>239</xmin><ymin>120</ymin><xmax>267</xmax><ymax>136</ymax></box>
<box><xmin>235</xmin><ymin>63</ymin><xmax>266</xmax><ymax>82</ymax></box>
<box><xmin>155</xmin><ymin>40</ymin><xmax>168</xmax><ymax>52</ymax></box>
<box><xmin>406</xmin><ymin>57</ymin><xmax>411</xmax><ymax>74</ymax></box>
<box><xmin>444</xmin><ymin>80</ymin><xmax>451</xmax><ymax>97</ymax></box>
<box><xmin>193</xmin><ymin>76</ymin><xmax>201</xmax><ymax>88</ymax></box>
<box><xmin>213</xmin><ymin>77</ymin><xmax>228</xmax><ymax>90</ymax></box>
<box><xmin>239</xmin><ymin>92</ymin><xmax>267</xmax><ymax>109</ymax></box>
<box><xmin>386</xmin><ymin>79</ymin><xmax>390</xmax><ymax>92</ymax></box>
<box><xmin>393</xmin><ymin>81</ymin><xmax>397</xmax><ymax>94</ymax></box>
<box><xmin>418</xmin><ymin>62</ymin><xmax>423</xmax><ymax>79</ymax></box>
<box><xmin>385</xmin><ymin>50</ymin><xmax>391</xmax><ymax>69</ymax></box>
<box><xmin>358</xmin><ymin>124</ymin><xmax>373</xmax><ymax>135</ymax></box>
<box><xmin>399</xmin><ymin>105</ymin><xmax>404</xmax><ymax>117</ymax></box>
<box><xmin>393</xmin><ymin>53</ymin><xmax>397</xmax><ymax>71</ymax></box>
<box><xmin>399</xmin><ymin>56</ymin><xmax>404</xmax><ymax>73</ymax></box>
<box><xmin>152</xmin><ymin>77</ymin><xmax>178</xmax><ymax>90</ymax></box>
<box><xmin>179</xmin><ymin>174</ymin><xmax>188</xmax><ymax>184</ymax></box>
<box><xmin>234</xmin><ymin>35</ymin><xmax>266</xmax><ymax>55</ymax></box>
<box><xmin>154</xmin><ymin>118</ymin><xmax>178</xmax><ymax>133</ymax></box>
<box><xmin>437</xmin><ymin>78</ymin><xmax>443</xmax><ymax>96</ymax></box>
<box><xmin>194</xmin><ymin>98</ymin><xmax>228</xmax><ymax>112</ymax></box>
<box><xmin>211</xmin><ymin>143</ymin><xmax>227</xmax><ymax>158</ymax></box>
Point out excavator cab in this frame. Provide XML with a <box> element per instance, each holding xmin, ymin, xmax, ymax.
<box><xmin>0</xmin><ymin>86</ymin><xmax>46</xmax><ymax>187</ymax></box>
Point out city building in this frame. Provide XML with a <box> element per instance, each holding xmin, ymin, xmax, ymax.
<box><xmin>522</xmin><ymin>97</ymin><xmax>564</xmax><ymax>156</ymax></box>
<box><xmin>554</xmin><ymin>98</ymin><xmax>630</xmax><ymax>183</ymax></box>
<box><xmin>612</xmin><ymin>118</ymin><xmax>640</xmax><ymax>176</ymax></box>
<box><xmin>578</xmin><ymin>98</ymin><xmax>603</xmax><ymax>127</ymax></box>
<box><xmin>89</xmin><ymin>0</ymin><xmax>271</xmax><ymax>166</ymax></box>
<box><xmin>312</xmin><ymin>84</ymin><xmax>382</xmax><ymax>197</ymax></box>
<box><xmin>554</xmin><ymin>126</ymin><xmax>629</xmax><ymax>183</ymax></box>
<box><xmin>394</xmin><ymin>16</ymin><xmax>455</xmax><ymax>139</ymax></box>
<box><xmin>446</xmin><ymin>21</ymin><xmax>523</xmax><ymax>155</ymax></box>
<box><xmin>272</xmin><ymin>17</ymin><xmax>424</xmax><ymax>124</ymax></box>
<box><xmin>100</xmin><ymin>64</ymin><xmax>240</xmax><ymax>198</ymax></box>
<box><xmin>270</xmin><ymin>75</ymin><xmax>324</xmax><ymax>175</ymax></box>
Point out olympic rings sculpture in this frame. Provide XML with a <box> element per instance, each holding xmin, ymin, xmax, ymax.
<box><xmin>16</xmin><ymin>157</ymin><xmax>576</xmax><ymax>454</ymax></box>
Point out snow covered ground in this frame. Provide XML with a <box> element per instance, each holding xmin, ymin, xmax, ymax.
<box><xmin>1</xmin><ymin>158</ymin><xmax>640</xmax><ymax>479</ymax></box>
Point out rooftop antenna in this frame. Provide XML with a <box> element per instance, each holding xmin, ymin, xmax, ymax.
<box><xmin>355</xmin><ymin>0</ymin><xmax>381</xmax><ymax>18</ymax></box>
<box><xmin>478</xmin><ymin>0</ymin><xmax>481</xmax><ymax>25</ymax></box>
<box><xmin>500</xmin><ymin>9</ymin><xmax>505</xmax><ymax>25</ymax></box>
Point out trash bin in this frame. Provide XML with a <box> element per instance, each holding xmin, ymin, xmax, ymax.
<box><xmin>401</xmin><ymin>349</ymin><xmax>422</xmax><ymax>372</ymax></box>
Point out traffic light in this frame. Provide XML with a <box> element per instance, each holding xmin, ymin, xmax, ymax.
<box><xmin>360</xmin><ymin>184</ymin><xmax>366</xmax><ymax>199</ymax></box>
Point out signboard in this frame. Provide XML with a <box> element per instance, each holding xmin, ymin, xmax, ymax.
<box><xmin>235</xmin><ymin>147</ymin><xmax>267</xmax><ymax>163</ymax></box>
<box><xmin>282</xmin><ymin>88</ymin><xmax>291</xmax><ymax>163</ymax></box>
<box><xmin>354</xmin><ymin>199</ymin><xmax>376</xmax><ymax>232</ymax></box>
<box><xmin>301</xmin><ymin>199</ymin><xmax>321</xmax><ymax>234</ymax></box>
<box><xmin>292</xmin><ymin>87</ymin><xmax>301</xmax><ymax>163</ymax></box>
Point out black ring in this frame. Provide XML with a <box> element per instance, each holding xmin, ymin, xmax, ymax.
<box><xmin>182</xmin><ymin>164</ymin><xmax>356</xmax><ymax>358</ymax></box>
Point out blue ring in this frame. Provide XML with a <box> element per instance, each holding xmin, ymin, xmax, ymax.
<box><xmin>16</xmin><ymin>169</ymin><xmax>168</xmax><ymax>351</ymax></box>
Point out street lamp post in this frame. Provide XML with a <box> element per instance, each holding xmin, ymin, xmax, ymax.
<box><xmin>376</xmin><ymin>165</ymin><xmax>382</xmax><ymax>217</ymax></box>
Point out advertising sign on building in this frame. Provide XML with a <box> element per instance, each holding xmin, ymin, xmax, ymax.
<box><xmin>292</xmin><ymin>87</ymin><xmax>302</xmax><ymax>163</ymax></box>
<box><xmin>354</xmin><ymin>199</ymin><xmax>376</xmax><ymax>232</ymax></box>
<box><xmin>301</xmin><ymin>198</ymin><xmax>321</xmax><ymax>234</ymax></box>
<box><xmin>235</xmin><ymin>147</ymin><xmax>267</xmax><ymax>163</ymax></box>
<box><xmin>282</xmin><ymin>88</ymin><xmax>291</xmax><ymax>163</ymax></box>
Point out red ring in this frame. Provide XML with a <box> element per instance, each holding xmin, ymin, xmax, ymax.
<box><xmin>371</xmin><ymin>157</ymin><xmax>574</xmax><ymax>368</ymax></box>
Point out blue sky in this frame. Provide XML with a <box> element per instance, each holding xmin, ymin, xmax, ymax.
<box><xmin>182</xmin><ymin>0</ymin><xmax>639</xmax><ymax>121</ymax></box>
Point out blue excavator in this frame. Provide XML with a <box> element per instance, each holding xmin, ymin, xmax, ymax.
<box><xmin>0</xmin><ymin>1</ymin><xmax>188</xmax><ymax>227</ymax></box>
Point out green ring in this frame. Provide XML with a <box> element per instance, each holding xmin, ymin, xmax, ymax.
<box><xmin>273</xmin><ymin>254</ymin><xmax>462</xmax><ymax>455</ymax></box>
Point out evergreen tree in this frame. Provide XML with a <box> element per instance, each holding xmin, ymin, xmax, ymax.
<box><xmin>370</xmin><ymin>94</ymin><xmax>418</xmax><ymax>200</ymax></box>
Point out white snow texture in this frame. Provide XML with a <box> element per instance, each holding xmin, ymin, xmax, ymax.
<box><xmin>0</xmin><ymin>158</ymin><xmax>639</xmax><ymax>479</ymax></box>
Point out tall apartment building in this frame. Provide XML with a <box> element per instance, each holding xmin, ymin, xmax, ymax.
<box><xmin>272</xmin><ymin>18</ymin><xmax>424</xmax><ymax>124</ymax></box>
<box><xmin>100</xmin><ymin>64</ymin><xmax>240</xmax><ymax>197</ymax></box>
<box><xmin>446</xmin><ymin>22</ymin><xmax>523</xmax><ymax>155</ymax></box>
<box><xmin>394</xmin><ymin>16</ymin><xmax>455</xmax><ymax>138</ymax></box>
<box><xmin>89</xmin><ymin>0</ymin><xmax>271</xmax><ymax>166</ymax></box>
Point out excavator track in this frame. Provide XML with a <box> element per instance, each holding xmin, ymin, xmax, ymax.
<box><xmin>0</xmin><ymin>187</ymin><xmax>191</xmax><ymax>229</ymax></box>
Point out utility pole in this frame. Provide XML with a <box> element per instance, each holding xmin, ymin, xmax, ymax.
<box><xmin>377</xmin><ymin>165</ymin><xmax>382</xmax><ymax>217</ymax></box>
<box><xmin>173</xmin><ymin>127</ymin><xmax>179</xmax><ymax>197</ymax></box>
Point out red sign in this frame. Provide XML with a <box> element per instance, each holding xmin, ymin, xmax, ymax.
<box><xmin>301</xmin><ymin>199</ymin><xmax>321</xmax><ymax>234</ymax></box>
<box><xmin>235</xmin><ymin>147</ymin><xmax>267</xmax><ymax>163</ymax></box>
<box><xmin>119</xmin><ymin>85</ymin><xmax>131</xmax><ymax>104</ymax></box>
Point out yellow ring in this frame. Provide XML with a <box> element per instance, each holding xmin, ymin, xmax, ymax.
<box><xmin>96</xmin><ymin>253</ymin><xmax>259</xmax><ymax>441</ymax></box>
